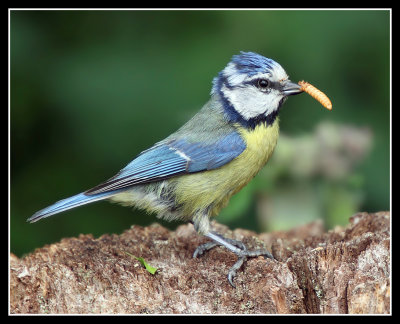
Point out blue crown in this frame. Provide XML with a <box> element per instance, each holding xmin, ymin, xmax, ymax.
<box><xmin>211</xmin><ymin>52</ymin><xmax>278</xmax><ymax>94</ymax></box>
<box><xmin>230</xmin><ymin>51</ymin><xmax>278</xmax><ymax>76</ymax></box>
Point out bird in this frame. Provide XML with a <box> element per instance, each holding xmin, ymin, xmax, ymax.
<box><xmin>28</xmin><ymin>51</ymin><xmax>305</xmax><ymax>287</ymax></box>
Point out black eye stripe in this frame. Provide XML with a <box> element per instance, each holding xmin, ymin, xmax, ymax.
<box><xmin>242</xmin><ymin>79</ymin><xmax>281</xmax><ymax>90</ymax></box>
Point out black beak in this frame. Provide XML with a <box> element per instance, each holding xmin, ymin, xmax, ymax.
<box><xmin>282</xmin><ymin>81</ymin><xmax>303</xmax><ymax>97</ymax></box>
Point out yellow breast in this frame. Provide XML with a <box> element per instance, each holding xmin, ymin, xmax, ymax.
<box><xmin>173</xmin><ymin>118</ymin><xmax>280</xmax><ymax>218</ymax></box>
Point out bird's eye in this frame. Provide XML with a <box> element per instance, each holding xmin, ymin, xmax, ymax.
<box><xmin>257</xmin><ymin>79</ymin><xmax>270</xmax><ymax>90</ymax></box>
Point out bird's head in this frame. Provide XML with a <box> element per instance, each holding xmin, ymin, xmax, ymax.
<box><xmin>211</xmin><ymin>51</ymin><xmax>302</xmax><ymax>128</ymax></box>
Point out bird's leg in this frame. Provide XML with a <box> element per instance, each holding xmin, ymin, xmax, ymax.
<box><xmin>193</xmin><ymin>230</ymin><xmax>274</xmax><ymax>287</ymax></box>
<box><xmin>192</xmin><ymin>231</ymin><xmax>246</xmax><ymax>257</ymax></box>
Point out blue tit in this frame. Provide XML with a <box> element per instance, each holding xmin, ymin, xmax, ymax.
<box><xmin>28</xmin><ymin>51</ymin><xmax>305</xmax><ymax>287</ymax></box>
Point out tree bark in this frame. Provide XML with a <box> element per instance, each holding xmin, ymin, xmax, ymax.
<box><xmin>10</xmin><ymin>211</ymin><xmax>390</xmax><ymax>314</ymax></box>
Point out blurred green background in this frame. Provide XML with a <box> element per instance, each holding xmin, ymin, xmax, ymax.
<box><xmin>10</xmin><ymin>10</ymin><xmax>390</xmax><ymax>257</ymax></box>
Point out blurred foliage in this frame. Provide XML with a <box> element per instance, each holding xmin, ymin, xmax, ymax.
<box><xmin>219</xmin><ymin>122</ymin><xmax>373</xmax><ymax>230</ymax></box>
<box><xmin>10</xmin><ymin>10</ymin><xmax>390</xmax><ymax>257</ymax></box>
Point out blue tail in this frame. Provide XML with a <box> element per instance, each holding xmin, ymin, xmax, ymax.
<box><xmin>27</xmin><ymin>191</ymin><xmax>115</xmax><ymax>223</ymax></box>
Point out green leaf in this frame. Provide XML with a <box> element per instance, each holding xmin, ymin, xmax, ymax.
<box><xmin>124</xmin><ymin>251</ymin><xmax>158</xmax><ymax>275</ymax></box>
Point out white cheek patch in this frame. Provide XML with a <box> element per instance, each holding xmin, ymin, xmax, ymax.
<box><xmin>216</xmin><ymin>58</ymin><xmax>290</xmax><ymax>121</ymax></box>
<box><xmin>222</xmin><ymin>85</ymin><xmax>283</xmax><ymax>120</ymax></box>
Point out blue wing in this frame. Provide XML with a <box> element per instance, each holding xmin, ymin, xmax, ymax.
<box><xmin>85</xmin><ymin>131</ymin><xmax>246</xmax><ymax>195</ymax></box>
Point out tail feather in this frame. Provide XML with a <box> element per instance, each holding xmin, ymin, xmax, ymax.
<box><xmin>28</xmin><ymin>191</ymin><xmax>115</xmax><ymax>223</ymax></box>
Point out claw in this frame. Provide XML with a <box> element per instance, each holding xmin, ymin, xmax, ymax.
<box><xmin>227</xmin><ymin>270</ymin><xmax>236</xmax><ymax>288</ymax></box>
<box><xmin>193</xmin><ymin>231</ymin><xmax>274</xmax><ymax>288</ymax></box>
<box><xmin>227</xmin><ymin>256</ymin><xmax>247</xmax><ymax>287</ymax></box>
<box><xmin>193</xmin><ymin>241</ymin><xmax>218</xmax><ymax>258</ymax></box>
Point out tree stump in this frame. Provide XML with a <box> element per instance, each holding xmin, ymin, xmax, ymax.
<box><xmin>10</xmin><ymin>211</ymin><xmax>390</xmax><ymax>314</ymax></box>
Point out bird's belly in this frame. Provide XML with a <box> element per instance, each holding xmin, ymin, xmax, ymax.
<box><xmin>172</xmin><ymin>120</ymin><xmax>279</xmax><ymax>218</ymax></box>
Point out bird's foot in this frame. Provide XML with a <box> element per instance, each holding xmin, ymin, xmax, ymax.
<box><xmin>193</xmin><ymin>231</ymin><xmax>274</xmax><ymax>288</ymax></box>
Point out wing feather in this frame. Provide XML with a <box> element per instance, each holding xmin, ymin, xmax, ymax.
<box><xmin>85</xmin><ymin>131</ymin><xmax>246</xmax><ymax>195</ymax></box>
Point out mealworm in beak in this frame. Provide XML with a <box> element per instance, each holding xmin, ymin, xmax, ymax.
<box><xmin>298</xmin><ymin>80</ymin><xmax>332</xmax><ymax>110</ymax></box>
